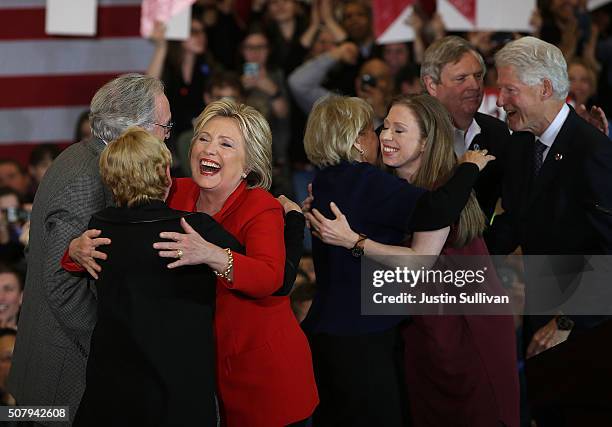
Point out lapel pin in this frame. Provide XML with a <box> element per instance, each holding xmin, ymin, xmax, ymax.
<box><xmin>555</xmin><ymin>153</ymin><xmax>563</xmax><ymax>161</ymax></box>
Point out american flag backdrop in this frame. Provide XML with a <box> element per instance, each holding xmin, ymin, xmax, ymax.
<box><xmin>0</xmin><ymin>0</ymin><xmax>154</xmax><ymax>164</ymax></box>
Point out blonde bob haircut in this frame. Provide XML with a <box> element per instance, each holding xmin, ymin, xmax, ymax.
<box><xmin>391</xmin><ymin>94</ymin><xmax>486</xmax><ymax>248</ymax></box>
<box><xmin>191</xmin><ymin>99</ymin><xmax>272</xmax><ymax>190</ymax></box>
<box><xmin>304</xmin><ymin>95</ymin><xmax>374</xmax><ymax>168</ymax></box>
<box><xmin>100</xmin><ymin>127</ymin><xmax>172</xmax><ymax>207</ymax></box>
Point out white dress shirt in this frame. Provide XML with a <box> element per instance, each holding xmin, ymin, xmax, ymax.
<box><xmin>537</xmin><ymin>103</ymin><xmax>570</xmax><ymax>161</ymax></box>
<box><xmin>453</xmin><ymin>119</ymin><xmax>482</xmax><ymax>156</ymax></box>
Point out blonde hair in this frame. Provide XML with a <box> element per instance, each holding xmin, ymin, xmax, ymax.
<box><xmin>191</xmin><ymin>99</ymin><xmax>272</xmax><ymax>190</ymax></box>
<box><xmin>304</xmin><ymin>95</ymin><xmax>374</xmax><ymax>168</ymax></box>
<box><xmin>392</xmin><ymin>94</ymin><xmax>486</xmax><ymax>247</ymax></box>
<box><xmin>100</xmin><ymin>127</ymin><xmax>171</xmax><ymax>207</ymax></box>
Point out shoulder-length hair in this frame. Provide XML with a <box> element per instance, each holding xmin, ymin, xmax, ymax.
<box><xmin>392</xmin><ymin>94</ymin><xmax>486</xmax><ymax>247</ymax></box>
<box><xmin>304</xmin><ymin>95</ymin><xmax>374</xmax><ymax>168</ymax></box>
<box><xmin>191</xmin><ymin>99</ymin><xmax>272</xmax><ymax>190</ymax></box>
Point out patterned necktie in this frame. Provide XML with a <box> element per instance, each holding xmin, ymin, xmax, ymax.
<box><xmin>533</xmin><ymin>139</ymin><xmax>547</xmax><ymax>176</ymax></box>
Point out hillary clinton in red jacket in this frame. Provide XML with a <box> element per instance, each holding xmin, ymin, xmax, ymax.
<box><xmin>154</xmin><ymin>99</ymin><xmax>318</xmax><ymax>427</ymax></box>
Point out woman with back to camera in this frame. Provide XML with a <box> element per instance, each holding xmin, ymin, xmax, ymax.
<box><xmin>73</xmin><ymin>127</ymin><xmax>243</xmax><ymax>426</ymax></box>
<box><xmin>300</xmin><ymin>94</ymin><xmax>494</xmax><ymax>426</ymax></box>
<box><xmin>66</xmin><ymin>100</ymin><xmax>314</xmax><ymax>426</ymax></box>
<box><xmin>154</xmin><ymin>99</ymin><xmax>318</xmax><ymax>427</ymax></box>
<box><xmin>307</xmin><ymin>94</ymin><xmax>519</xmax><ymax>427</ymax></box>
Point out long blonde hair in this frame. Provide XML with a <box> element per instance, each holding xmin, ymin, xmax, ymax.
<box><xmin>392</xmin><ymin>94</ymin><xmax>486</xmax><ymax>247</ymax></box>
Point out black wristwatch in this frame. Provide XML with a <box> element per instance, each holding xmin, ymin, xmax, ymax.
<box><xmin>351</xmin><ymin>234</ymin><xmax>367</xmax><ymax>258</ymax></box>
<box><xmin>555</xmin><ymin>315</ymin><xmax>574</xmax><ymax>331</ymax></box>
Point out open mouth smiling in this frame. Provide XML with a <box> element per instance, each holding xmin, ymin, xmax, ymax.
<box><xmin>200</xmin><ymin>159</ymin><xmax>221</xmax><ymax>175</ymax></box>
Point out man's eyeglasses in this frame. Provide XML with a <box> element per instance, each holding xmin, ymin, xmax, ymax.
<box><xmin>154</xmin><ymin>121</ymin><xmax>174</xmax><ymax>136</ymax></box>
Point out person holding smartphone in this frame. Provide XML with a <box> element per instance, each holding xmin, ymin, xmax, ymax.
<box><xmin>240</xmin><ymin>30</ymin><xmax>291</xmax><ymax>193</ymax></box>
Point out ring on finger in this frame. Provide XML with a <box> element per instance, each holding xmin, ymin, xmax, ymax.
<box><xmin>176</xmin><ymin>249</ymin><xmax>184</xmax><ymax>259</ymax></box>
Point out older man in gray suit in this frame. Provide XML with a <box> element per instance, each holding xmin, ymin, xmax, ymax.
<box><xmin>8</xmin><ymin>73</ymin><xmax>171</xmax><ymax>425</ymax></box>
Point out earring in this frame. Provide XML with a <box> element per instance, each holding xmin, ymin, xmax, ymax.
<box><xmin>241</xmin><ymin>172</ymin><xmax>247</xmax><ymax>179</ymax></box>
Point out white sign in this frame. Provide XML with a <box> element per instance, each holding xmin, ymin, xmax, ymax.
<box><xmin>377</xmin><ymin>6</ymin><xmax>416</xmax><ymax>44</ymax></box>
<box><xmin>438</xmin><ymin>0</ymin><xmax>536</xmax><ymax>32</ymax></box>
<box><xmin>45</xmin><ymin>0</ymin><xmax>97</xmax><ymax>36</ymax></box>
<box><xmin>587</xmin><ymin>0</ymin><xmax>612</xmax><ymax>10</ymax></box>
<box><xmin>141</xmin><ymin>0</ymin><xmax>194</xmax><ymax>41</ymax></box>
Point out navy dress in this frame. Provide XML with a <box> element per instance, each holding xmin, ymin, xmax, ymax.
<box><xmin>302</xmin><ymin>161</ymin><xmax>480</xmax><ymax>427</ymax></box>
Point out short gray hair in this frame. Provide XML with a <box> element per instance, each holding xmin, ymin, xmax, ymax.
<box><xmin>89</xmin><ymin>73</ymin><xmax>164</xmax><ymax>143</ymax></box>
<box><xmin>421</xmin><ymin>36</ymin><xmax>486</xmax><ymax>84</ymax></box>
<box><xmin>495</xmin><ymin>36</ymin><xmax>569</xmax><ymax>100</ymax></box>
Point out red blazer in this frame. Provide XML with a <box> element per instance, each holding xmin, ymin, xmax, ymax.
<box><xmin>168</xmin><ymin>178</ymin><xmax>318</xmax><ymax>427</ymax></box>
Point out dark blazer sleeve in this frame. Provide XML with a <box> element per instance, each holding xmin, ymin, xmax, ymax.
<box><xmin>409</xmin><ymin>163</ymin><xmax>480</xmax><ymax>231</ymax></box>
<box><xmin>583</xmin><ymin>124</ymin><xmax>612</xmax><ymax>254</ymax></box>
<box><xmin>185</xmin><ymin>214</ymin><xmax>244</xmax><ymax>254</ymax></box>
<box><xmin>483</xmin><ymin>131</ymin><xmax>531</xmax><ymax>255</ymax></box>
<box><xmin>274</xmin><ymin>210</ymin><xmax>306</xmax><ymax>296</ymax></box>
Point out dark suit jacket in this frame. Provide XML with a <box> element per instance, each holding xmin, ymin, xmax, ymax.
<box><xmin>74</xmin><ymin>200</ymin><xmax>242</xmax><ymax>427</ymax></box>
<box><xmin>486</xmin><ymin>106</ymin><xmax>612</xmax><ymax>337</ymax></box>
<box><xmin>472</xmin><ymin>112</ymin><xmax>511</xmax><ymax>220</ymax></box>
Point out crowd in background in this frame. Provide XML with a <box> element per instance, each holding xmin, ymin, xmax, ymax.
<box><xmin>0</xmin><ymin>0</ymin><xmax>611</xmax><ymax>423</ymax></box>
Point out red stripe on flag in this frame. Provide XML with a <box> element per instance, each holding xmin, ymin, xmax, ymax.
<box><xmin>0</xmin><ymin>6</ymin><xmax>141</xmax><ymax>41</ymax></box>
<box><xmin>0</xmin><ymin>142</ymin><xmax>72</xmax><ymax>167</ymax></box>
<box><xmin>0</xmin><ymin>74</ymin><xmax>124</xmax><ymax>109</ymax></box>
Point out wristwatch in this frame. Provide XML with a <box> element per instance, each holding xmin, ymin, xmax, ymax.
<box><xmin>555</xmin><ymin>315</ymin><xmax>574</xmax><ymax>331</ymax></box>
<box><xmin>351</xmin><ymin>234</ymin><xmax>367</xmax><ymax>258</ymax></box>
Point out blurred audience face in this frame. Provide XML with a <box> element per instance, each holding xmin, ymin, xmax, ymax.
<box><xmin>426</xmin><ymin>52</ymin><xmax>484</xmax><ymax>127</ymax></box>
<box><xmin>551</xmin><ymin>0</ymin><xmax>578</xmax><ymax>20</ymax></box>
<box><xmin>242</xmin><ymin>33</ymin><xmax>270</xmax><ymax>67</ymax></box>
<box><xmin>190</xmin><ymin>117</ymin><xmax>247</xmax><ymax>197</ymax></box>
<box><xmin>0</xmin><ymin>272</ymin><xmax>22</xmax><ymax>327</ymax></box>
<box><xmin>79</xmin><ymin>119</ymin><xmax>92</xmax><ymax>140</ymax></box>
<box><xmin>0</xmin><ymin>333</ymin><xmax>15</xmax><ymax>391</ymax></box>
<box><xmin>268</xmin><ymin>0</ymin><xmax>296</xmax><ymax>23</ymax></box>
<box><xmin>0</xmin><ymin>162</ymin><xmax>29</xmax><ymax>197</ymax></box>
<box><xmin>355</xmin><ymin>59</ymin><xmax>393</xmax><ymax>101</ymax></box>
<box><xmin>183</xmin><ymin>19</ymin><xmax>207</xmax><ymax>55</ymax></box>
<box><xmin>310</xmin><ymin>28</ymin><xmax>336</xmax><ymax>57</ymax></box>
<box><xmin>0</xmin><ymin>193</ymin><xmax>19</xmax><ymax>211</ymax></box>
<box><xmin>496</xmin><ymin>65</ymin><xmax>544</xmax><ymax>133</ymax></box>
<box><xmin>568</xmin><ymin>62</ymin><xmax>595</xmax><ymax>106</ymax></box>
<box><xmin>342</xmin><ymin>2</ymin><xmax>372</xmax><ymax>44</ymax></box>
<box><xmin>28</xmin><ymin>156</ymin><xmax>54</xmax><ymax>186</ymax></box>
<box><xmin>206</xmin><ymin>85</ymin><xmax>243</xmax><ymax>104</ymax></box>
<box><xmin>75</xmin><ymin>112</ymin><xmax>92</xmax><ymax>143</ymax></box>
<box><xmin>379</xmin><ymin>104</ymin><xmax>425</xmax><ymax>175</ymax></box>
<box><xmin>401</xmin><ymin>79</ymin><xmax>422</xmax><ymax>96</ymax></box>
<box><xmin>383</xmin><ymin>43</ymin><xmax>410</xmax><ymax>76</ymax></box>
